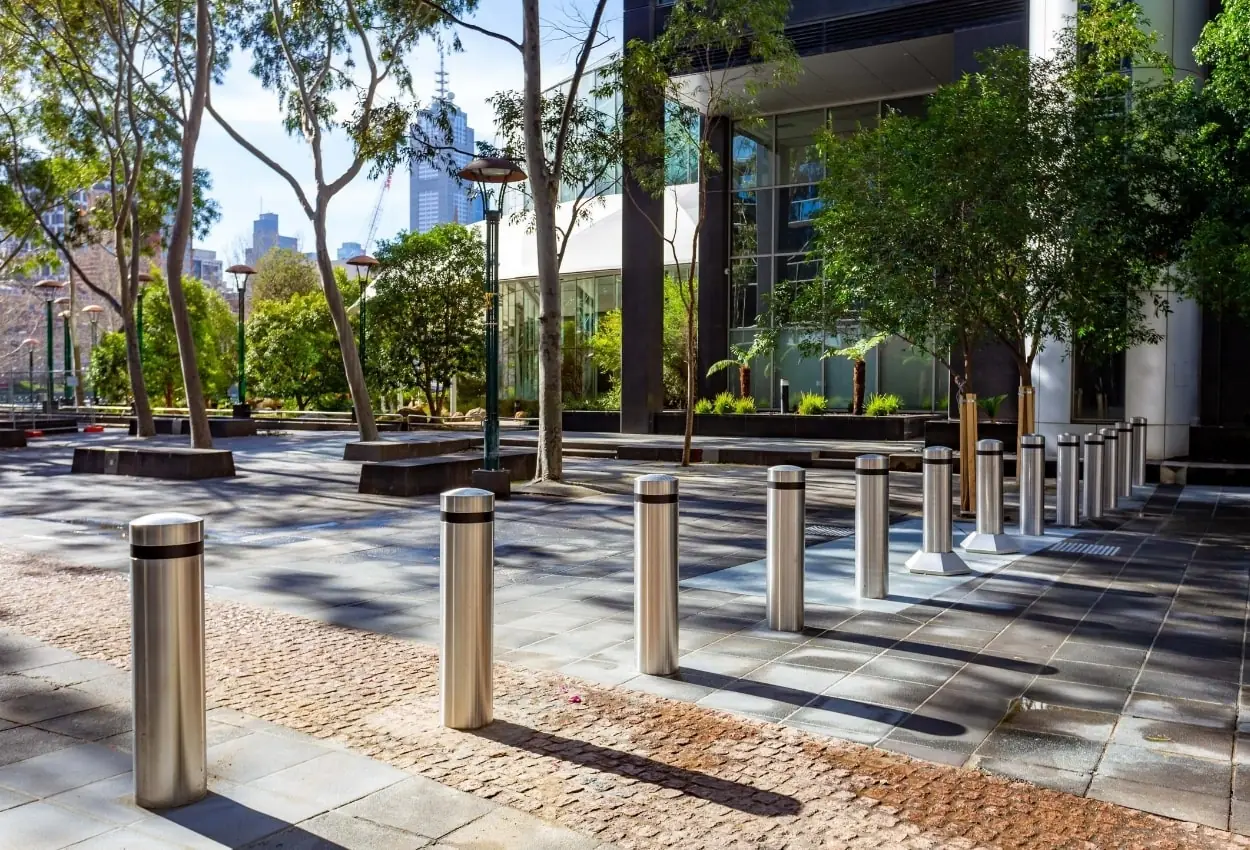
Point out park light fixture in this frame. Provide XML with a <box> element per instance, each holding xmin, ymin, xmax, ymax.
<box><xmin>136</xmin><ymin>270</ymin><xmax>153</xmax><ymax>366</ymax></box>
<box><xmin>226</xmin><ymin>264</ymin><xmax>256</xmax><ymax>417</ymax></box>
<box><xmin>345</xmin><ymin>254</ymin><xmax>378</xmax><ymax>375</ymax></box>
<box><xmin>32</xmin><ymin>280</ymin><xmax>66</xmax><ymax>410</ymax></box>
<box><xmin>457</xmin><ymin>155</ymin><xmax>526</xmax><ymax>475</ymax></box>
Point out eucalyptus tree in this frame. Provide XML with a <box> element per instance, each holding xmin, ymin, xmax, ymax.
<box><xmin>206</xmin><ymin>0</ymin><xmax>469</xmax><ymax>442</ymax></box>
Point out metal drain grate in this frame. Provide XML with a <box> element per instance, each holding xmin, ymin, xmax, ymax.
<box><xmin>807</xmin><ymin>525</ymin><xmax>854</xmax><ymax>539</ymax></box>
<box><xmin>1050</xmin><ymin>541</ymin><xmax>1121</xmax><ymax>557</ymax></box>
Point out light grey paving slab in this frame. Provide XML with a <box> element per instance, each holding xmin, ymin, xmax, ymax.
<box><xmin>1096</xmin><ymin>743</ymin><xmax>1232</xmax><ymax>798</ymax></box>
<box><xmin>35</xmin><ymin>705</ymin><xmax>133</xmax><ymax>741</ymax></box>
<box><xmin>157</xmin><ymin>790</ymin><xmax>309</xmax><ymax>848</ymax></box>
<box><xmin>0</xmin><ymin>673</ymin><xmax>54</xmax><ymax>702</ymax></box>
<box><xmin>1088</xmin><ymin>775</ymin><xmax>1230</xmax><ymax>831</ymax></box>
<box><xmin>208</xmin><ymin>731</ymin><xmax>330</xmax><ymax>784</ymax></box>
<box><xmin>0</xmin><ymin>645</ymin><xmax>80</xmax><ymax>674</ymax></box>
<box><xmin>60</xmin><ymin>825</ymin><xmax>199</xmax><ymax>849</ymax></box>
<box><xmin>0</xmin><ymin>785</ymin><xmax>35</xmax><ymax>813</ymax></box>
<box><xmin>24</xmin><ymin>659</ymin><xmax>123</xmax><ymax>688</ymax></box>
<box><xmin>247</xmin><ymin>810</ymin><xmax>433</xmax><ymax>849</ymax></box>
<box><xmin>436</xmin><ymin>805</ymin><xmax>602</xmax><ymax>850</ymax></box>
<box><xmin>251</xmin><ymin>750</ymin><xmax>409</xmax><ymax>810</ymax></box>
<box><xmin>0</xmin><ymin>741</ymin><xmax>131</xmax><ymax>798</ymax></box>
<box><xmin>45</xmin><ymin>772</ymin><xmax>145</xmax><ymax>826</ymax></box>
<box><xmin>0</xmin><ymin>725</ymin><xmax>78</xmax><ymax>767</ymax></box>
<box><xmin>0</xmin><ymin>799</ymin><xmax>113</xmax><ymax>849</ymax></box>
<box><xmin>1111</xmin><ymin>715</ymin><xmax>1234</xmax><ymax>762</ymax></box>
<box><xmin>340</xmin><ymin>775</ymin><xmax>497</xmax><ymax>840</ymax></box>
<box><xmin>0</xmin><ymin>685</ymin><xmax>109</xmax><ymax>724</ymax></box>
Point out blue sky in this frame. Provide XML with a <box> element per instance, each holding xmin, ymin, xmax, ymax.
<box><xmin>196</xmin><ymin>2</ymin><xmax>622</xmax><ymax>263</ymax></box>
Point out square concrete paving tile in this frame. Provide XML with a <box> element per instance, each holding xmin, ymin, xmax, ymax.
<box><xmin>0</xmin><ymin>685</ymin><xmax>109</xmax><ymax>724</ymax></box>
<box><xmin>1233</xmin><ymin>799</ymin><xmax>1250</xmax><ymax>836</ymax></box>
<box><xmin>1000</xmin><ymin>705</ymin><xmax>1117</xmax><ymax>742</ymax></box>
<box><xmin>341</xmin><ymin>775</ymin><xmax>496</xmax><ymax>839</ymax></box>
<box><xmin>783</xmin><ymin>696</ymin><xmax>908</xmax><ymax>745</ymax></box>
<box><xmin>0</xmin><ymin>741</ymin><xmax>131</xmax><ymax>797</ymax></box>
<box><xmin>0</xmin><ymin>725</ymin><xmax>77</xmax><ymax>767</ymax></box>
<box><xmin>208</xmin><ymin>732</ymin><xmax>330</xmax><ymax>784</ymax></box>
<box><xmin>1135</xmin><ymin>670</ymin><xmax>1240</xmax><ymax>705</ymax></box>
<box><xmin>245</xmin><ymin>810</ymin><xmax>432</xmax><ymax>849</ymax></box>
<box><xmin>251</xmin><ymin>750</ymin><xmax>408</xmax><ymax>810</ymax></box>
<box><xmin>775</xmin><ymin>645</ymin><xmax>876</xmax><ymax>673</ymax></box>
<box><xmin>696</xmin><ymin>685</ymin><xmax>803</xmax><ymax>722</ymax></box>
<box><xmin>0</xmin><ymin>785</ymin><xmax>34</xmax><ymax>813</ymax></box>
<box><xmin>557</xmin><ymin>658</ymin><xmax>637</xmax><ymax>687</ymax></box>
<box><xmin>742</xmin><ymin>661</ymin><xmax>846</xmax><ymax>695</ymax></box>
<box><xmin>618</xmin><ymin>674</ymin><xmax>714</xmax><ymax>703</ymax></box>
<box><xmin>858</xmin><ymin>655</ymin><xmax>964</xmax><ymax>688</ymax></box>
<box><xmin>436</xmin><ymin>804</ymin><xmax>600</xmax><ymax>850</ymax></box>
<box><xmin>158</xmin><ymin>790</ymin><xmax>315</xmax><ymax>847</ymax></box>
<box><xmin>1096</xmin><ymin>742</ymin><xmax>1232</xmax><ymax>797</ymax></box>
<box><xmin>1048</xmin><ymin>659</ymin><xmax>1141</xmax><ymax>691</ymax></box>
<box><xmin>58</xmin><ymin>825</ymin><xmax>195</xmax><ymax>849</ymax></box>
<box><xmin>0</xmin><ymin>673</ymin><xmax>53</xmax><ymax>703</ymax></box>
<box><xmin>24</xmin><ymin>659</ymin><xmax>122</xmax><ymax>688</ymax></box>
<box><xmin>975</xmin><ymin>728</ymin><xmax>1105</xmax><ymax>774</ymax></box>
<box><xmin>35</xmin><ymin>704</ymin><xmax>133</xmax><ymax>741</ymax></box>
<box><xmin>0</xmin><ymin>645</ymin><xmax>79</xmax><ymax>674</ymax></box>
<box><xmin>45</xmin><ymin>772</ymin><xmax>146</xmax><ymax>826</ymax></box>
<box><xmin>823</xmin><ymin>674</ymin><xmax>939</xmax><ymax>711</ymax></box>
<box><xmin>1088</xmin><ymin>775</ymin><xmax>1229</xmax><ymax>831</ymax></box>
<box><xmin>0</xmin><ymin>799</ymin><xmax>113</xmax><ymax>849</ymax></box>
<box><xmin>971</xmin><ymin>757</ymin><xmax>1092</xmax><ymax>796</ymax></box>
<box><xmin>1020</xmin><ymin>680</ymin><xmax>1130</xmax><ymax>714</ymax></box>
<box><xmin>675</xmin><ymin>650</ymin><xmax>765</xmax><ymax>680</ymax></box>
<box><xmin>876</xmin><ymin>736</ymin><xmax>975</xmax><ymax>767</ymax></box>
<box><xmin>1111</xmin><ymin>715</ymin><xmax>1234</xmax><ymax>761</ymax></box>
<box><xmin>1053</xmin><ymin>641</ymin><xmax>1147</xmax><ymax>671</ymax></box>
<box><xmin>1124</xmin><ymin>692</ymin><xmax>1237</xmax><ymax>730</ymax></box>
<box><xmin>702</xmin><ymin>634</ymin><xmax>798</xmax><ymax>662</ymax></box>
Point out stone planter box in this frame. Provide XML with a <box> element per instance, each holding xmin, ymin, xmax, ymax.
<box><xmin>0</xmin><ymin>429</ymin><xmax>27</xmax><ymax>448</ymax></box>
<box><xmin>72</xmin><ymin>446</ymin><xmax>236</xmax><ymax>479</ymax></box>
<box><xmin>343</xmin><ymin>436</ymin><xmax>479</xmax><ymax>462</ymax></box>
<box><xmin>563</xmin><ymin>411</ymin><xmax>620</xmax><ymax>432</ymax></box>
<box><xmin>358</xmin><ymin>448</ymin><xmax>537</xmax><ymax>497</ymax></box>
<box><xmin>652</xmin><ymin>412</ymin><xmax>936</xmax><ymax>440</ymax></box>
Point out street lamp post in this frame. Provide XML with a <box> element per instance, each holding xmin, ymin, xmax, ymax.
<box><xmin>21</xmin><ymin>338</ymin><xmax>37</xmax><ymax>411</ymax></box>
<box><xmin>136</xmin><ymin>271</ymin><xmax>152</xmax><ymax>367</ymax></box>
<box><xmin>33</xmin><ymin>280</ymin><xmax>66</xmax><ymax>412</ymax></box>
<box><xmin>226</xmin><ymin>264</ymin><xmax>256</xmax><ymax>418</ymax></box>
<box><xmin>54</xmin><ymin>296</ymin><xmax>71</xmax><ymax>404</ymax></box>
<box><xmin>83</xmin><ymin>305</ymin><xmax>103</xmax><ymax>405</ymax></box>
<box><xmin>345</xmin><ymin>254</ymin><xmax>378</xmax><ymax>371</ymax></box>
<box><xmin>457</xmin><ymin>156</ymin><xmax>527</xmax><ymax>475</ymax></box>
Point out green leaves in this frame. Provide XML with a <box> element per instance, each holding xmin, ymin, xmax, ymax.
<box><xmin>247</xmin><ymin>291</ymin><xmax>347</xmax><ymax>409</ymax></box>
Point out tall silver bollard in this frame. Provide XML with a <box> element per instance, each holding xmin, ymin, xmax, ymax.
<box><xmin>1131</xmin><ymin>416</ymin><xmax>1148</xmax><ymax>488</ymax></box>
<box><xmin>1056</xmin><ymin>434</ymin><xmax>1080</xmax><ymax>527</ymax></box>
<box><xmin>855</xmin><ymin>455</ymin><xmax>889</xmax><ymax>599</ymax></box>
<box><xmin>1116</xmin><ymin>421</ymin><xmax>1132</xmax><ymax>501</ymax></box>
<box><xmin>906</xmin><ymin>446</ymin><xmax>968</xmax><ymax>575</ymax></box>
<box><xmin>766</xmin><ymin>466</ymin><xmax>805</xmax><ymax>632</ymax></box>
<box><xmin>441</xmin><ymin>488</ymin><xmax>495</xmax><ymax>730</ymax></box>
<box><xmin>130</xmin><ymin>513</ymin><xmax>206</xmax><ymax>810</ymax></box>
<box><xmin>1018</xmin><ymin>434</ymin><xmax>1045</xmax><ymax>537</ymax></box>
<box><xmin>1083</xmin><ymin>433</ymin><xmax>1105</xmax><ymax>521</ymax></box>
<box><xmin>1100</xmin><ymin>427</ymin><xmax>1118</xmax><ymax>511</ymax></box>
<box><xmin>635</xmin><ymin>474</ymin><xmax>679</xmax><ymax>675</ymax></box>
<box><xmin>961</xmin><ymin>439</ymin><xmax>1018</xmax><ymax>554</ymax></box>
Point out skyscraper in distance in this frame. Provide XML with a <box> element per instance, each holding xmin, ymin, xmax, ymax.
<box><xmin>410</xmin><ymin>52</ymin><xmax>481</xmax><ymax>234</ymax></box>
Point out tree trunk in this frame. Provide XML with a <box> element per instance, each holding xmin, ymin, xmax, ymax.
<box><xmin>313</xmin><ymin>210</ymin><xmax>377</xmax><ymax>442</ymax></box>
<box><xmin>163</xmin><ymin>0</ymin><xmax>213</xmax><ymax>449</ymax></box>
<box><xmin>1017</xmin><ymin>363</ymin><xmax>1034</xmax><ymax>464</ymax></box>
<box><xmin>682</xmin><ymin>278</ymin><xmax>696</xmax><ymax>466</ymax></box>
<box><xmin>121</xmin><ymin>306</ymin><xmax>153</xmax><ymax>436</ymax></box>
<box><xmin>740</xmin><ymin>365</ymin><xmax>750</xmax><ymax>400</ymax></box>
<box><xmin>852</xmin><ymin>359</ymin><xmax>866</xmax><ymax>415</ymax></box>
<box><xmin>521</xmin><ymin>0</ymin><xmax>562</xmax><ymax>481</ymax></box>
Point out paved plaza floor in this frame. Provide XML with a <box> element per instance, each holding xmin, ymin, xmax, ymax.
<box><xmin>0</xmin><ymin>429</ymin><xmax>1247</xmax><ymax>845</ymax></box>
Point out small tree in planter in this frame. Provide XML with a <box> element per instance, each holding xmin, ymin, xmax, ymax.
<box><xmin>830</xmin><ymin>332</ymin><xmax>888</xmax><ymax>415</ymax></box>
<box><xmin>706</xmin><ymin>335</ymin><xmax>772</xmax><ymax>399</ymax></box>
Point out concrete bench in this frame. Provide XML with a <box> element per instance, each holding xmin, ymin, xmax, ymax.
<box><xmin>0</xmin><ymin>429</ymin><xmax>26</xmax><ymax>448</ymax></box>
<box><xmin>343</xmin><ymin>436</ymin><xmax>480</xmax><ymax>462</ymax></box>
<box><xmin>72</xmin><ymin>446</ymin><xmax>236</xmax><ymax>479</ymax></box>
<box><xmin>128</xmin><ymin>417</ymin><xmax>258</xmax><ymax>438</ymax></box>
<box><xmin>358</xmin><ymin>448</ymin><xmax>537</xmax><ymax>497</ymax></box>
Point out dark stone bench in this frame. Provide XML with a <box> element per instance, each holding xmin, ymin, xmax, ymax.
<box><xmin>343</xmin><ymin>436</ymin><xmax>479</xmax><ymax>462</ymax></box>
<box><xmin>0</xmin><ymin>430</ymin><xmax>27</xmax><ymax>448</ymax></box>
<box><xmin>358</xmin><ymin>448</ymin><xmax>537</xmax><ymax>497</ymax></box>
<box><xmin>616</xmin><ymin>444</ymin><xmax>704</xmax><ymax>464</ymax></box>
<box><xmin>127</xmin><ymin>417</ymin><xmax>258</xmax><ymax>438</ymax></box>
<box><xmin>72</xmin><ymin>446</ymin><xmax>236</xmax><ymax>479</ymax></box>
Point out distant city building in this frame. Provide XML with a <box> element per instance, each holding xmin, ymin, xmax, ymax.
<box><xmin>245</xmin><ymin>212</ymin><xmax>298</xmax><ymax>266</ymax></box>
<box><xmin>190</xmin><ymin>249</ymin><xmax>222</xmax><ymax>286</ymax></box>
<box><xmin>409</xmin><ymin>54</ymin><xmax>481</xmax><ymax>234</ymax></box>
<box><xmin>337</xmin><ymin>242</ymin><xmax>363</xmax><ymax>261</ymax></box>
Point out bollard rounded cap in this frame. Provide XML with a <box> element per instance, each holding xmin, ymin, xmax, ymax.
<box><xmin>923</xmin><ymin>445</ymin><xmax>953</xmax><ymax>461</ymax></box>
<box><xmin>1100</xmin><ymin>427</ymin><xmax>1118</xmax><ymax>439</ymax></box>
<box><xmin>976</xmin><ymin>439</ymin><xmax>1003</xmax><ymax>454</ymax></box>
<box><xmin>855</xmin><ymin>454</ymin><xmax>888</xmax><ymax>472</ymax></box>
<box><xmin>129</xmin><ymin>513</ymin><xmax>203</xmax><ymax>547</ymax></box>
<box><xmin>634</xmin><ymin>473</ymin><xmax>678</xmax><ymax>497</ymax></box>
<box><xmin>1057</xmin><ymin>433</ymin><xmax>1080</xmax><ymax>447</ymax></box>
<box><xmin>440</xmin><ymin>487</ymin><xmax>494</xmax><ymax>516</ymax></box>
<box><xmin>1116</xmin><ymin>421</ymin><xmax>1131</xmax><ymax>433</ymax></box>
<box><xmin>1084</xmin><ymin>433</ymin><xmax>1105</xmax><ymax>445</ymax></box>
<box><xmin>767</xmin><ymin>465</ymin><xmax>805</xmax><ymax>484</ymax></box>
<box><xmin>1021</xmin><ymin>434</ymin><xmax>1045</xmax><ymax>449</ymax></box>
<box><xmin>1131</xmin><ymin>416</ymin><xmax>1147</xmax><ymax>427</ymax></box>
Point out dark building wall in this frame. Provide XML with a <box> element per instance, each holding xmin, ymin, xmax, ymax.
<box><xmin>697</xmin><ymin>117</ymin><xmax>731</xmax><ymax>399</ymax></box>
<box><xmin>1200</xmin><ymin>310</ymin><xmax>1250</xmax><ymax>427</ymax></box>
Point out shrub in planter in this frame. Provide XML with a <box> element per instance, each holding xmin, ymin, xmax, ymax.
<box><xmin>865</xmin><ymin>392</ymin><xmax>903</xmax><ymax>416</ymax></box>
<box><xmin>796</xmin><ymin>392</ymin><xmax>828</xmax><ymax>416</ymax></box>
<box><xmin>712</xmin><ymin>392</ymin><xmax>737</xmax><ymax>415</ymax></box>
<box><xmin>977</xmin><ymin>393</ymin><xmax>1008</xmax><ymax>422</ymax></box>
<box><xmin>734</xmin><ymin>396</ymin><xmax>757</xmax><ymax>414</ymax></box>
<box><xmin>694</xmin><ymin>398</ymin><xmax>714</xmax><ymax>415</ymax></box>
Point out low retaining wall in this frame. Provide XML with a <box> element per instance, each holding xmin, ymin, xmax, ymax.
<box><xmin>652</xmin><ymin>412</ymin><xmax>935</xmax><ymax>440</ymax></box>
<box><xmin>72</xmin><ymin>446</ymin><xmax>236</xmax><ymax>480</ymax></box>
<box><xmin>343</xmin><ymin>436</ymin><xmax>479</xmax><ymax>462</ymax></box>
<box><xmin>127</xmin><ymin>417</ymin><xmax>258</xmax><ymax>438</ymax></box>
<box><xmin>0</xmin><ymin>430</ymin><xmax>27</xmax><ymax>448</ymax></box>
<box><xmin>924</xmin><ymin>419</ymin><xmax>1018</xmax><ymax>448</ymax></box>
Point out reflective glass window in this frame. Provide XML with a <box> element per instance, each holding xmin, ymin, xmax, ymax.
<box><xmin>732</xmin><ymin>120</ymin><xmax>773</xmax><ymax>189</ymax></box>
<box><xmin>776</xmin><ymin>110</ymin><xmax>826</xmax><ymax>185</ymax></box>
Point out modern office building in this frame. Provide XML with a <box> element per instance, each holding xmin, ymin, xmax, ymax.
<box><xmin>245</xmin><ymin>213</ymin><xmax>299</xmax><ymax>266</ymax></box>
<box><xmin>409</xmin><ymin>57</ymin><xmax>482</xmax><ymax>234</ymax></box>
<box><xmin>190</xmin><ymin>249</ymin><xmax>223</xmax><ymax>286</ymax></box>
<box><xmin>337</xmin><ymin>241</ymin><xmax>363</xmax><ymax>261</ymax></box>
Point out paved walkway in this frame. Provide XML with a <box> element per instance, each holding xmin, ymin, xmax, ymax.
<box><xmin>0</xmin><ymin>631</ymin><xmax>604</xmax><ymax>849</ymax></box>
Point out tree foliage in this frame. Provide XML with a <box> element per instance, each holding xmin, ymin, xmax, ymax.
<box><xmin>253</xmin><ymin>248</ymin><xmax>320</xmax><ymax>303</ymax></box>
<box><xmin>369</xmin><ymin>224</ymin><xmax>485</xmax><ymax>416</ymax></box>
<box><xmin>140</xmin><ymin>273</ymin><xmax>236</xmax><ymax>407</ymax></box>
<box><xmin>86</xmin><ymin>331</ymin><xmax>132</xmax><ymax>403</ymax></box>
<box><xmin>588</xmin><ymin>273</ymin><xmax>693</xmax><ymax>410</ymax></box>
<box><xmin>246</xmin><ymin>291</ymin><xmax>347</xmax><ymax>409</ymax></box>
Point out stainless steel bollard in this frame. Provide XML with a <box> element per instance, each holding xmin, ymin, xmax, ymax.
<box><xmin>855</xmin><ymin>455</ymin><xmax>889</xmax><ymax>599</ymax></box>
<box><xmin>1116</xmin><ymin>421</ymin><xmax>1132</xmax><ymax>501</ymax></box>
<box><xmin>906</xmin><ymin>446</ymin><xmax>968</xmax><ymax>575</ymax></box>
<box><xmin>766</xmin><ymin>465</ymin><xmax>805</xmax><ymax>632</ymax></box>
<box><xmin>960</xmin><ymin>439</ymin><xmax>1018</xmax><ymax>553</ymax></box>
<box><xmin>1056</xmin><ymin>434</ymin><xmax>1081</xmax><ymax>527</ymax></box>
<box><xmin>1083</xmin><ymin>434</ymin><xmax>1105</xmax><ymax>521</ymax></box>
<box><xmin>1131</xmin><ymin>416</ymin><xmax>1147</xmax><ymax>488</ymax></box>
<box><xmin>635</xmin><ymin>474</ymin><xmax>679</xmax><ymax>675</ymax></box>
<box><xmin>1100</xmin><ymin>427</ymin><xmax>1118</xmax><ymax>511</ymax></box>
<box><xmin>440</xmin><ymin>488</ymin><xmax>495</xmax><ymax>730</ymax></box>
<box><xmin>1018</xmin><ymin>434</ymin><xmax>1046</xmax><ymax>537</ymax></box>
<box><xmin>130</xmin><ymin>513</ymin><xmax>206</xmax><ymax>810</ymax></box>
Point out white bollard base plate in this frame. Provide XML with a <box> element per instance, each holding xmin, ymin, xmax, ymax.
<box><xmin>905</xmin><ymin>550</ymin><xmax>971</xmax><ymax>576</ymax></box>
<box><xmin>960</xmin><ymin>531</ymin><xmax>1020</xmax><ymax>555</ymax></box>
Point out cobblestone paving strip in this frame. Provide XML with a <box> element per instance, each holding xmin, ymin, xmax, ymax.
<box><xmin>0</xmin><ymin>548</ymin><xmax>1241</xmax><ymax>850</ymax></box>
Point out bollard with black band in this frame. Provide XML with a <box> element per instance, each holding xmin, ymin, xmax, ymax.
<box><xmin>1131</xmin><ymin>416</ymin><xmax>1147</xmax><ymax>488</ymax></box>
<box><xmin>1018</xmin><ymin>434</ymin><xmax>1046</xmax><ymax>537</ymax></box>
<box><xmin>1100</xmin><ymin>427</ymin><xmax>1118</xmax><ymax>511</ymax></box>
<box><xmin>907</xmin><ymin>446</ymin><xmax>969</xmax><ymax>575</ymax></box>
<box><xmin>130</xmin><ymin>512</ymin><xmax>207</xmax><ymax>810</ymax></box>
<box><xmin>855</xmin><ymin>454</ymin><xmax>889</xmax><ymax>599</ymax></box>
<box><xmin>1083</xmin><ymin>433</ymin><xmax>1106</xmax><ymax>521</ymax></box>
<box><xmin>766</xmin><ymin>465</ymin><xmax>805</xmax><ymax>632</ymax></box>
<box><xmin>961</xmin><ymin>439</ymin><xmax>1018</xmax><ymax>554</ymax></box>
<box><xmin>1056</xmin><ymin>434</ymin><xmax>1080</xmax><ymax>527</ymax></box>
<box><xmin>635</xmin><ymin>474</ymin><xmax>679</xmax><ymax>675</ymax></box>
<box><xmin>1116</xmin><ymin>421</ymin><xmax>1133</xmax><ymax>502</ymax></box>
<box><xmin>440</xmin><ymin>487</ymin><xmax>495</xmax><ymax>730</ymax></box>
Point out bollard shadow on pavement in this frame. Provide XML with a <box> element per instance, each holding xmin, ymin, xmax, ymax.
<box><xmin>158</xmin><ymin>792</ymin><xmax>349</xmax><ymax>849</ymax></box>
<box><xmin>472</xmin><ymin>719</ymin><xmax>802</xmax><ymax>816</ymax></box>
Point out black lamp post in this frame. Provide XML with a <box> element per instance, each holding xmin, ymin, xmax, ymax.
<box><xmin>32</xmin><ymin>280</ymin><xmax>66</xmax><ymax>411</ymax></box>
<box><xmin>457</xmin><ymin>156</ymin><xmax>526</xmax><ymax>475</ymax></box>
<box><xmin>21</xmin><ymin>338</ymin><xmax>37</xmax><ymax>408</ymax></box>
<box><xmin>54</xmin><ymin>296</ymin><xmax>71</xmax><ymax>404</ymax></box>
<box><xmin>136</xmin><ymin>270</ymin><xmax>152</xmax><ymax>366</ymax></box>
<box><xmin>226</xmin><ymin>264</ymin><xmax>255</xmax><ymax>418</ymax></box>
<box><xmin>82</xmin><ymin>305</ymin><xmax>103</xmax><ymax>405</ymax></box>
<box><xmin>345</xmin><ymin>254</ymin><xmax>378</xmax><ymax>371</ymax></box>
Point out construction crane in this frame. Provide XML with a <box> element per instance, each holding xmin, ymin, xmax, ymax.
<box><xmin>362</xmin><ymin>171</ymin><xmax>393</xmax><ymax>253</ymax></box>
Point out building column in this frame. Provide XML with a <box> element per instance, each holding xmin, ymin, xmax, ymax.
<box><xmin>1126</xmin><ymin>291</ymin><xmax>1202</xmax><ymax>459</ymax></box>
<box><xmin>698</xmin><ymin>116</ymin><xmax>730</xmax><ymax>399</ymax></box>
